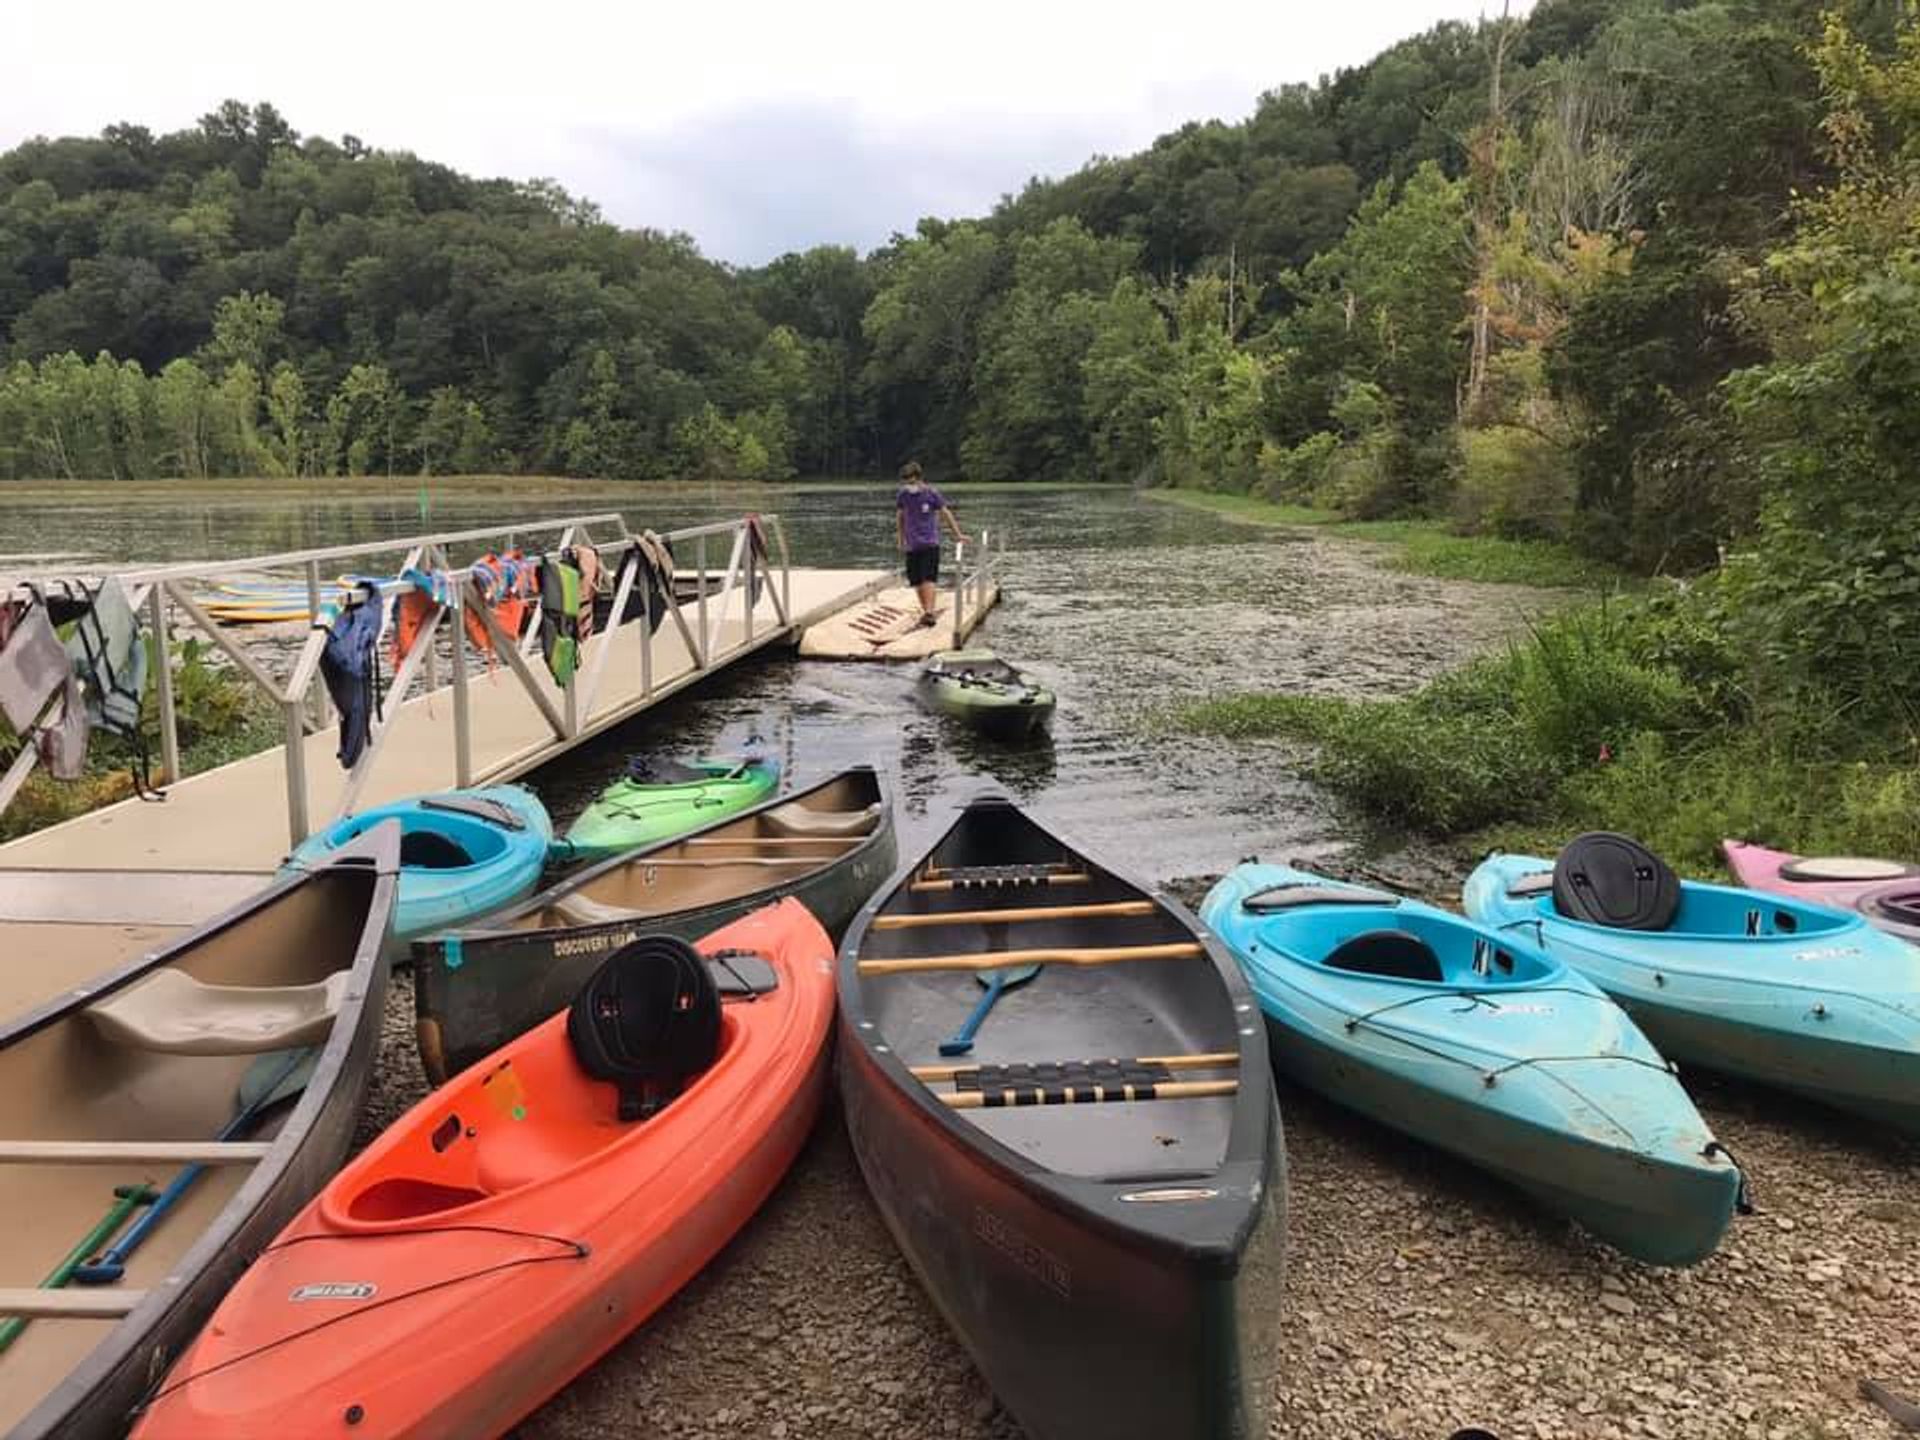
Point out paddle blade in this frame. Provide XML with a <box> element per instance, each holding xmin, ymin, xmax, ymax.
<box><xmin>937</xmin><ymin>964</ymin><xmax>1042</xmax><ymax>1056</ymax></box>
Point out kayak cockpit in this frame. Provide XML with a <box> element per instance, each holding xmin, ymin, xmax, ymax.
<box><xmin>1525</xmin><ymin>883</ymin><xmax>1858</xmax><ymax>942</ymax></box>
<box><xmin>1245</xmin><ymin>902</ymin><xmax>1561</xmax><ymax>989</ymax></box>
<box><xmin>331</xmin><ymin>957</ymin><xmax>771</xmax><ymax>1227</ymax></box>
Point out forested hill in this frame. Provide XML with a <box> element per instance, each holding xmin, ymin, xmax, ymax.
<box><xmin>2</xmin><ymin>2</ymin><xmax>1915</xmax><ymax>578</ymax></box>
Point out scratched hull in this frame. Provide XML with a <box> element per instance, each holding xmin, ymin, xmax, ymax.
<box><xmin>837</xmin><ymin>793</ymin><xmax>1283</xmax><ymax>1440</ymax></box>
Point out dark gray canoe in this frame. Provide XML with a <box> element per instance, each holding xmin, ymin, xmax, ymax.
<box><xmin>837</xmin><ymin>792</ymin><xmax>1284</xmax><ymax>1440</ymax></box>
<box><xmin>413</xmin><ymin>765</ymin><xmax>895</xmax><ymax>1083</ymax></box>
<box><xmin>0</xmin><ymin>824</ymin><xmax>398</xmax><ymax>1440</ymax></box>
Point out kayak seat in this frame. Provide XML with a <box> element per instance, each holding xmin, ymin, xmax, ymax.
<box><xmin>550</xmin><ymin>890</ymin><xmax>653</xmax><ymax>927</ymax></box>
<box><xmin>762</xmin><ymin>801</ymin><xmax>881</xmax><ymax>839</ymax></box>
<box><xmin>567</xmin><ymin>935</ymin><xmax>721</xmax><ymax>1122</ymax></box>
<box><xmin>400</xmin><ymin>830</ymin><xmax>476</xmax><ymax>869</ymax></box>
<box><xmin>1323</xmin><ymin>929</ymin><xmax>1445</xmax><ymax>984</ymax></box>
<box><xmin>1553</xmin><ymin>832</ymin><xmax>1679</xmax><ymax>932</ymax></box>
<box><xmin>88</xmin><ymin>968</ymin><xmax>350</xmax><ymax>1054</ymax></box>
<box><xmin>1506</xmin><ymin>872</ymin><xmax>1554</xmax><ymax>899</ymax></box>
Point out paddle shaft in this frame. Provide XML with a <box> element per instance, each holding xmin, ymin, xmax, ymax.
<box><xmin>75</xmin><ymin>1049</ymin><xmax>307</xmax><ymax>1285</ymax></box>
<box><xmin>0</xmin><ymin>1184</ymin><xmax>154</xmax><ymax>1352</ymax></box>
<box><xmin>859</xmin><ymin>942</ymin><xmax>1202</xmax><ymax>975</ymax></box>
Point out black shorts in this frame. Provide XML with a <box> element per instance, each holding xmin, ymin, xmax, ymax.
<box><xmin>905</xmin><ymin>546</ymin><xmax>940</xmax><ymax>585</ymax></box>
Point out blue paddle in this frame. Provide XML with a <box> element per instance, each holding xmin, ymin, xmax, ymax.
<box><xmin>73</xmin><ymin>1047</ymin><xmax>315</xmax><ymax>1286</ymax></box>
<box><xmin>938</xmin><ymin>963</ymin><xmax>1041</xmax><ymax>1057</ymax></box>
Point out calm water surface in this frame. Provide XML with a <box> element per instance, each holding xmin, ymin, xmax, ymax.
<box><xmin>1</xmin><ymin>480</ymin><xmax>1550</xmax><ymax>883</ymax></box>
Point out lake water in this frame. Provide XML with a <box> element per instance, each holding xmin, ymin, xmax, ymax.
<box><xmin>0</xmin><ymin>479</ymin><xmax>1551</xmax><ymax>883</ymax></box>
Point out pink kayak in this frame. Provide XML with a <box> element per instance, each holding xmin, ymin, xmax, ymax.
<box><xmin>1722</xmin><ymin>840</ymin><xmax>1920</xmax><ymax>941</ymax></box>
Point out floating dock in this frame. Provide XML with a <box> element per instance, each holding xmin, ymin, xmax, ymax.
<box><xmin>0</xmin><ymin>510</ymin><xmax>891</xmax><ymax>1015</ymax></box>
<box><xmin>797</xmin><ymin>532</ymin><xmax>1000</xmax><ymax>661</ymax></box>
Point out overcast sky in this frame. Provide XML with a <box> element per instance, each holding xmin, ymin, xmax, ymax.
<box><xmin>7</xmin><ymin>1</ymin><xmax>1526</xmax><ymax>265</ymax></box>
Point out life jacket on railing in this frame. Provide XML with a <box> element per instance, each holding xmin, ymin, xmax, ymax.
<box><xmin>320</xmin><ymin>585</ymin><xmax>386</xmax><ymax>770</ymax></box>
<box><xmin>538</xmin><ymin>553</ymin><xmax>585</xmax><ymax>687</ymax></box>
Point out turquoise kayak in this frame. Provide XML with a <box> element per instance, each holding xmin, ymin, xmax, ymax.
<box><xmin>1465</xmin><ymin>833</ymin><xmax>1920</xmax><ymax>1134</ymax></box>
<box><xmin>562</xmin><ymin>756</ymin><xmax>781</xmax><ymax>863</ymax></box>
<box><xmin>282</xmin><ymin>785</ymin><xmax>552</xmax><ymax>942</ymax></box>
<box><xmin>1202</xmin><ymin>863</ymin><xmax>1743</xmax><ymax>1266</ymax></box>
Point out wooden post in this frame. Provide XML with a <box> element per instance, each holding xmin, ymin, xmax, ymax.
<box><xmin>451</xmin><ymin>582</ymin><xmax>473</xmax><ymax>788</ymax></box>
<box><xmin>148</xmin><ymin>585</ymin><xmax>181</xmax><ymax>785</ymax></box>
<box><xmin>283</xmin><ymin>697</ymin><xmax>310</xmax><ymax>845</ymax></box>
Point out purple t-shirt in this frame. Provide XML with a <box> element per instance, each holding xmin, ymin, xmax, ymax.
<box><xmin>897</xmin><ymin>484</ymin><xmax>945</xmax><ymax>550</ymax></box>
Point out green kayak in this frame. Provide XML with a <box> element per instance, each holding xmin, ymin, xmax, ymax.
<box><xmin>561</xmin><ymin>755</ymin><xmax>781</xmax><ymax>863</ymax></box>
<box><xmin>915</xmin><ymin>648</ymin><xmax>1055</xmax><ymax>741</ymax></box>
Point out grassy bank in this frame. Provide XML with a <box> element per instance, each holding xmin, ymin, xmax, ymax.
<box><xmin>1145</xmin><ymin>488</ymin><xmax>1626</xmax><ymax>589</ymax></box>
<box><xmin>1177</xmin><ymin>598</ymin><xmax>1920</xmax><ymax>876</ymax></box>
<box><xmin>0</xmin><ymin>639</ymin><xmax>276</xmax><ymax>844</ymax></box>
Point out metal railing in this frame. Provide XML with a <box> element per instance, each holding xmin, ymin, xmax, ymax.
<box><xmin>950</xmin><ymin>527</ymin><xmax>994</xmax><ymax>650</ymax></box>
<box><xmin>2</xmin><ymin>510</ymin><xmax>792</xmax><ymax>845</ymax></box>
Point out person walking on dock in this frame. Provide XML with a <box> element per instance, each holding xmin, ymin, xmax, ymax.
<box><xmin>896</xmin><ymin>461</ymin><xmax>966</xmax><ymax>627</ymax></box>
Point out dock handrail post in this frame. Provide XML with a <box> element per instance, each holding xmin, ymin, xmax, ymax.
<box><xmin>304</xmin><ymin>560</ymin><xmax>330</xmax><ymax>730</ymax></box>
<box><xmin>282</xmin><ymin>699</ymin><xmax>310</xmax><ymax>845</ymax></box>
<box><xmin>696</xmin><ymin>534</ymin><xmax>710</xmax><ymax>667</ymax></box>
<box><xmin>451</xmin><ymin>580</ymin><xmax>473</xmax><ymax>788</ymax></box>
<box><xmin>148</xmin><ymin>586</ymin><xmax>181</xmax><ymax>785</ymax></box>
<box><xmin>951</xmin><ymin>536</ymin><xmax>965</xmax><ymax>650</ymax></box>
<box><xmin>744</xmin><ymin>520</ymin><xmax>757</xmax><ymax>648</ymax></box>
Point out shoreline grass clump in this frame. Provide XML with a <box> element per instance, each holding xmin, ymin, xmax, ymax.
<box><xmin>1178</xmin><ymin>589</ymin><xmax>1920</xmax><ymax>874</ymax></box>
<box><xmin>1144</xmin><ymin>489</ymin><xmax>1626</xmax><ymax>590</ymax></box>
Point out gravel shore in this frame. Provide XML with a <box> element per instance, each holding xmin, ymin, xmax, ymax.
<box><xmin>361</xmin><ymin>943</ymin><xmax>1920</xmax><ymax>1440</ymax></box>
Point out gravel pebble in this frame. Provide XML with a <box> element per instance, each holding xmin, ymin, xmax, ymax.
<box><xmin>358</xmin><ymin>921</ymin><xmax>1919</xmax><ymax>1440</ymax></box>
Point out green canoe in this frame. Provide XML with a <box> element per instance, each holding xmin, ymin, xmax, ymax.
<box><xmin>561</xmin><ymin>755</ymin><xmax>781</xmax><ymax>863</ymax></box>
<box><xmin>915</xmin><ymin>649</ymin><xmax>1055</xmax><ymax>741</ymax></box>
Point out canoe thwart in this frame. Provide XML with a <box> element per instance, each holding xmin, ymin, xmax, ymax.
<box><xmin>0</xmin><ymin>1140</ymin><xmax>273</xmax><ymax>1166</ymax></box>
<box><xmin>938</xmin><ymin>1077</ymin><xmax>1238</xmax><ymax>1110</ymax></box>
<box><xmin>914</xmin><ymin>862</ymin><xmax>1089</xmax><ymax>891</ymax></box>
<box><xmin>910</xmin><ymin>1051</ymin><xmax>1238</xmax><ymax>1083</ymax></box>
<box><xmin>86</xmin><ymin>968</ymin><xmax>350</xmax><ymax>1055</ymax></box>
<box><xmin>871</xmin><ymin>900</ymin><xmax>1157</xmax><ymax>930</ymax></box>
<box><xmin>0</xmin><ymin>1287</ymin><xmax>148</xmax><ymax>1319</ymax></box>
<box><xmin>859</xmin><ymin>942</ymin><xmax>1202</xmax><ymax>975</ymax></box>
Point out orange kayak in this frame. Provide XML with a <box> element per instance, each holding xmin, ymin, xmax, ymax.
<box><xmin>131</xmin><ymin>898</ymin><xmax>834</xmax><ymax>1439</ymax></box>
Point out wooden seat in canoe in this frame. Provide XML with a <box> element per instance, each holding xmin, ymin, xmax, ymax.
<box><xmin>761</xmin><ymin>801</ymin><xmax>881</xmax><ymax>838</ymax></box>
<box><xmin>87</xmin><ymin>968</ymin><xmax>351</xmax><ymax>1054</ymax></box>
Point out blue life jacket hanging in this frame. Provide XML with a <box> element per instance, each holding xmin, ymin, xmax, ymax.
<box><xmin>321</xmin><ymin>591</ymin><xmax>386</xmax><ymax>769</ymax></box>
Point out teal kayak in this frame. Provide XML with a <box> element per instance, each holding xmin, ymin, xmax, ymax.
<box><xmin>282</xmin><ymin>784</ymin><xmax>551</xmax><ymax>943</ymax></box>
<box><xmin>1202</xmin><ymin>862</ymin><xmax>1743</xmax><ymax>1266</ymax></box>
<box><xmin>1465</xmin><ymin>833</ymin><xmax>1920</xmax><ymax>1134</ymax></box>
<box><xmin>562</xmin><ymin>756</ymin><xmax>781</xmax><ymax>863</ymax></box>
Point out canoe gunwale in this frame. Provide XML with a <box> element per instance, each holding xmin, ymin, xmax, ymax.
<box><xmin>837</xmin><ymin>790</ymin><xmax>1276</xmax><ymax>1266</ymax></box>
<box><xmin>7</xmin><ymin>826</ymin><xmax>399</xmax><ymax>1440</ymax></box>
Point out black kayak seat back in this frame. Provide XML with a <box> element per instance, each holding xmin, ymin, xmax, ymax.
<box><xmin>418</xmin><ymin>793</ymin><xmax>527</xmax><ymax>831</ymax></box>
<box><xmin>568</xmin><ymin>934</ymin><xmax>721</xmax><ymax>1122</ymax></box>
<box><xmin>1243</xmin><ymin>883</ymin><xmax>1399</xmax><ymax>913</ymax></box>
<box><xmin>1552</xmin><ymin>832</ymin><xmax>1680</xmax><ymax>932</ymax></box>
<box><xmin>1323</xmin><ymin>928</ymin><xmax>1445</xmax><ymax>983</ymax></box>
<box><xmin>399</xmin><ymin>830</ymin><xmax>475</xmax><ymax>869</ymax></box>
